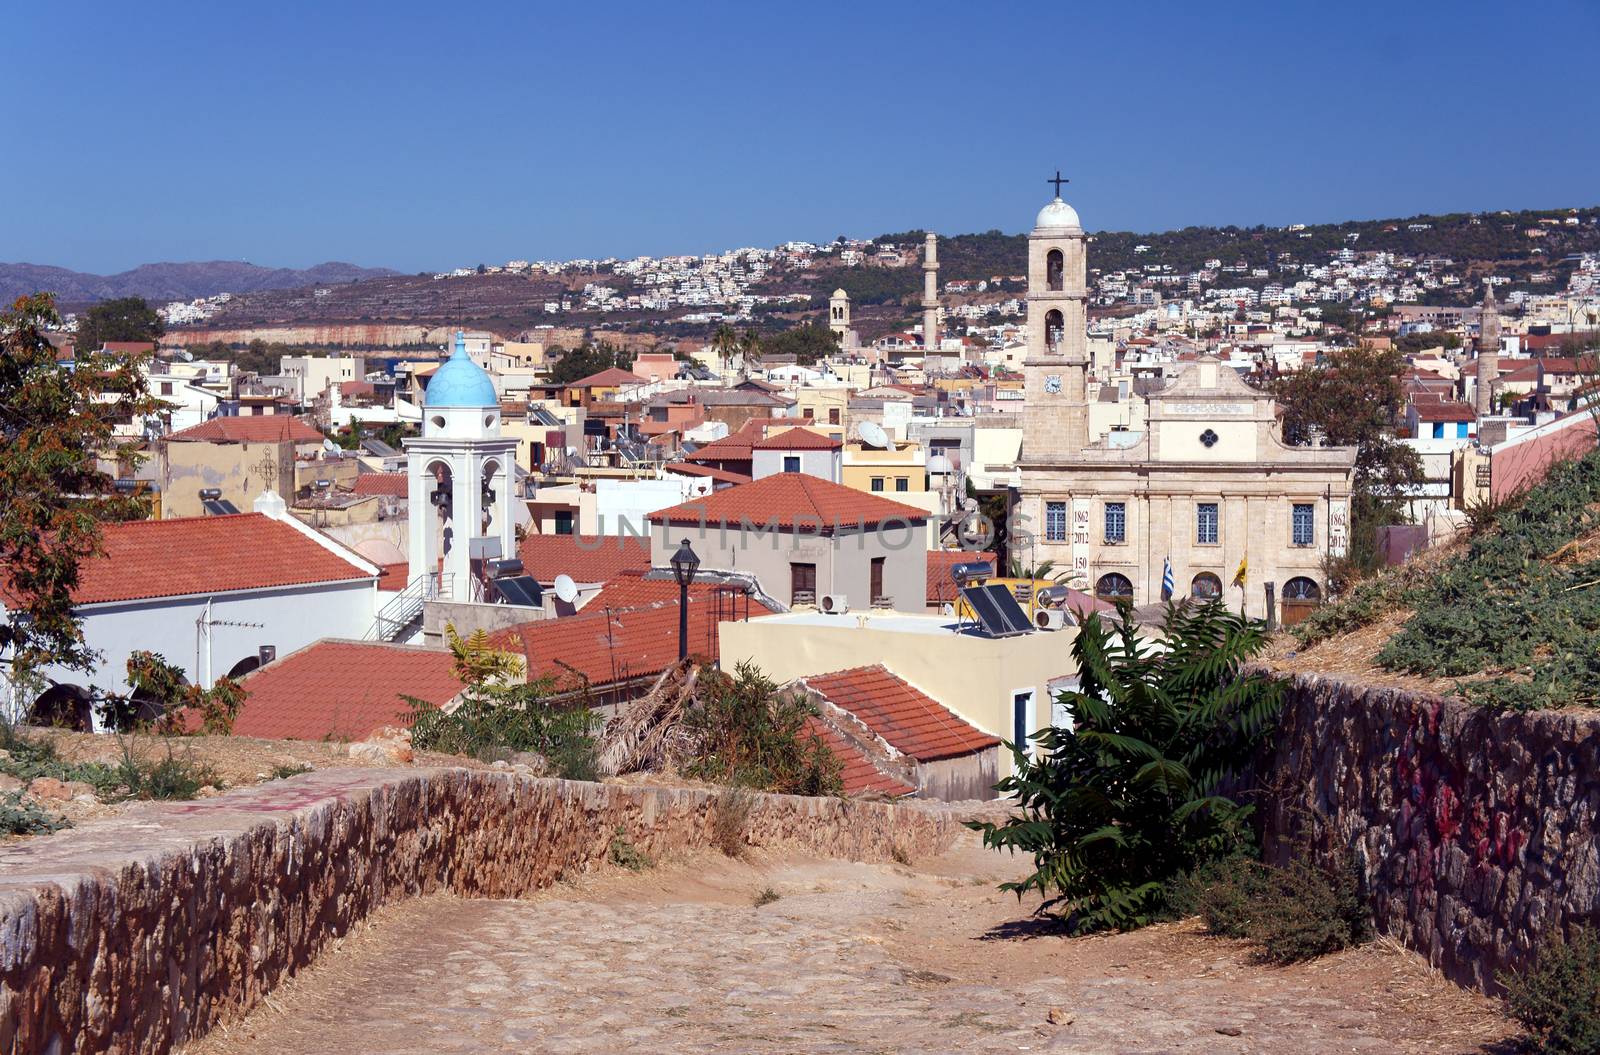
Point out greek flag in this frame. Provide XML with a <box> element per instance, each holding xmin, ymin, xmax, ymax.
<box><xmin>1161</xmin><ymin>557</ymin><xmax>1174</xmax><ymax>601</ymax></box>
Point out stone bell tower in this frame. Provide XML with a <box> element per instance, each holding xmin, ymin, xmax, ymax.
<box><xmin>1022</xmin><ymin>173</ymin><xmax>1090</xmax><ymax>463</ymax></box>
<box><xmin>1475</xmin><ymin>283</ymin><xmax>1501</xmax><ymax>417</ymax></box>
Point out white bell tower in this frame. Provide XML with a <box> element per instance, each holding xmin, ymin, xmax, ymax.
<box><xmin>404</xmin><ymin>332</ymin><xmax>519</xmax><ymax>601</ymax></box>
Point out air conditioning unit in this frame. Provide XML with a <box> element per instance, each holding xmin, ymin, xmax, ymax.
<box><xmin>819</xmin><ymin>593</ymin><xmax>849</xmax><ymax>615</ymax></box>
<box><xmin>1034</xmin><ymin>608</ymin><xmax>1069</xmax><ymax>631</ymax></box>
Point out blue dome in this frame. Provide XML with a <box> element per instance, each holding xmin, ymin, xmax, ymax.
<box><xmin>425</xmin><ymin>332</ymin><xmax>498</xmax><ymax>408</ymax></box>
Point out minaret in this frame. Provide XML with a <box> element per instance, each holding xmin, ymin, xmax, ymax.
<box><xmin>1022</xmin><ymin>176</ymin><xmax>1090</xmax><ymax>462</ymax></box>
<box><xmin>1475</xmin><ymin>284</ymin><xmax>1501</xmax><ymax>417</ymax></box>
<box><xmin>922</xmin><ymin>232</ymin><xmax>940</xmax><ymax>357</ymax></box>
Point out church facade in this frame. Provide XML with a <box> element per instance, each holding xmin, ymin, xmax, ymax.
<box><xmin>1012</xmin><ymin>189</ymin><xmax>1356</xmax><ymax>622</ymax></box>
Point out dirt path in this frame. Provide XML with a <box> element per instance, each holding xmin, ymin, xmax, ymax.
<box><xmin>185</xmin><ymin>833</ymin><xmax>1516</xmax><ymax>1055</ymax></box>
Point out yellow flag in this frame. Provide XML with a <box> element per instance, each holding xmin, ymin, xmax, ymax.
<box><xmin>1232</xmin><ymin>555</ymin><xmax>1248</xmax><ymax>587</ymax></box>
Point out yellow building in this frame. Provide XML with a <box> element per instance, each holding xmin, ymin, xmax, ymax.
<box><xmin>841</xmin><ymin>440</ymin><xmax>926</xmax><ymax>496</ymax></box>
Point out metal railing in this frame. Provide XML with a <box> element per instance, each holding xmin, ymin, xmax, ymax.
<box><xmin>366</xmin><ymin>571</ymin><xmax>449</xmax><ymax>641</ymax></box>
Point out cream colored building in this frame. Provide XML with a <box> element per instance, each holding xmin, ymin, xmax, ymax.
<box><xmin>841</xmin><ymin>440</ymin><xmax>926</xmax><ymax>496</ymax></box>
<box><xmin>1014</xmin><ymin>192</ymin><xmax>1356</xmax><ymax>620</ymax></box>
<box><xmin>720</xmin><ymin>611</ymin><xmax>1076</xmax><ymax>779</ymax></box>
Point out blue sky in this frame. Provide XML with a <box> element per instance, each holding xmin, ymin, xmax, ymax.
<box><xmin>7</xmin><ymin>0</ymin><xmax>1598</xmax><ymax>273</ymax></box>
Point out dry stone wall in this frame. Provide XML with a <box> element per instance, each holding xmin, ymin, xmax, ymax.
<box><xmin>1260</xmin><ymin>672</ymin><xmax>1600</xmax><ymax>993</ymax></box>
<box><xmin>0</xmin><ymin>768</ymin><xmax>958</xmax><ymax>1055</ymax></box>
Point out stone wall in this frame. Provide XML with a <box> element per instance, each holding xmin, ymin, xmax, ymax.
<box><xmin>1260</xmin><ymin>672</ymin><xmax>1600</xmax><ymax>993</ymax></box>
<box><xmin>0</xmin><ymin>768</ymin><xmax>957</xmax><ymax>1055</ymax></box>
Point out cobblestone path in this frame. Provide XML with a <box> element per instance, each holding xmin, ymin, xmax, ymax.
<box><xmin>187</xmin><ymin>834</ymin><xmax>1513</xmax><ymax>1055</ymax></box>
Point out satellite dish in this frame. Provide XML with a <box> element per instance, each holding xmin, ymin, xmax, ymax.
<box><xmin>553</xmin><ymin>574</ymin><xmax>578</xmax><ymax>604</ymax></box>
<box><xmin>858</xmin><ymin>420</ymin><xmax>889</xmax><ymax>449</ymax></box>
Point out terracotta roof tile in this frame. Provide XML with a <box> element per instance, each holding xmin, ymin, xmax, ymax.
<box><xmin>664</xmin><ymin>463</ymin><xmax>753</xmax><ymax>486</ymax></box>
<box><xmin>1413</xmin><ymin>401</ymin><xmax>1478</xmax><ymax>423</ymax></box>
<box><xmin>803</xmin><ymin>716</ymin><xmax>916</xmax><ymax>797</ymax></box>
<box><xmin>17</xmin><ymin>514</ymin><xmax>373</xmax><ymax>606</ymax></box>
<box><xmin>488</xmin><ymin>596</ymin><xmax>763</xmax><ymax>688</ymax></box>
<box><xmin>377</xmin><ymin>562</ymin><xmax>408</xmax><ymax>591</ymax></box>
<box><xmin>352</xmin><ymin>472</ymin><xmax>409</xmax><ymax>497</ymax></box>
<box><xmin>751</xmin><ymin>427</ymin><xmax>842</xmax><ymax>451</ymax></box>
<box><xmin>926</xmin><ymin>550</ymin><xmax>995</xmax><ymax>606</ymax></box>
<box><xmin>231</xmin><ymin>640</ymin><xmax>461</xmax><ymax>741</ymax></box>
<box><xmin>166</xmin><ymin>416</ymin><xmax>325</xmax><ymax>444</ymax></box>
<box><xmin>804</xmin><ymin>665</ymin><xmax>1000</xmax><ymax>762</ymax></box>
<box><xmin>585</xmin><ymin>571</ymin><xmax>779</xmax><ymax>614</ymax></box>
<box><xmin>516</xmin><ymin>534</ymin><xmax>651</xmax><ymax>584</ymax></box>
<box><xmin>647</xmin><ymin>474</ymin><xmax>928</xmax><ymax>533</ymax></box>
<box><xmin>565</xmin><ymin>367</ymin><xmax>647</xmax><ymax>388</ymax></box>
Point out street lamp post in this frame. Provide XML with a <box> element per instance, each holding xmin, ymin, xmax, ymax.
<box><xmin>669</xmin><ymin>539</ymin><xmax>700</xmax><ymax>661</ymax></box>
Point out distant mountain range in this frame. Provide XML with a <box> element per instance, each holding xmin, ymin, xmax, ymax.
<box><xmin>0</xmin><ymin>260</ymin><xmax>401</xmax><ymax>306</ymax></box>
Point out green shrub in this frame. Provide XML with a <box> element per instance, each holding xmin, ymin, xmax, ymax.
<box><xmin>608</xmin><ymin>827</ymin><xmax>654</xmax><ymax>871</ymax></box>
<box><xmin>1502</xmin><ymin>926</ymin><xmax>1600</xmax><ymax>1055</ymax></box>
<box><xmin>1376</xmin><ymin>449</ymin><xmax>1600</xmax><ymax>710</ymax></box>
<box><xmin>753</xmin><ymin>887</ymin><xmax>781</xmax><ymax>907</ymax></box>
<box><xmin>969</xmin><ymin>601</ymin><xmax>1283</xmax><ymax>933</ymax></box>
<box><xmin>683</xmin><ymin>662</ymin><xmax>843</xmax><ymax>797</ymax></box>
<box><xmin>112</xmin><ymin>742</ymin><xmax>219</xmax><ymax>801</ymax></box>
<box><xmin>1249</xmin><ymin>856</ymin><xmax>1371</xmax><ymax>964</ymax></box>
<box><xmin>1168</xmin><ymin>855</ymin><xmax>1271</xmax><ymax>938</ymax></box>
<box><xmin>0</xmin><ymin>791</ymin><xmax>70</xmax><ymax>835</ymax></box>
<box><xmin>407</xmin><ymin>679</ymin><xmax>600</xmax><ymax>780</ymax></box>
<box><xmin>270</xmin><ymin>763</ymin><xmax>313</xmax><ymax>780</ymax></box>
<box><xmin>711</xmin><ymin>788</ymin><xmax>753</xmax><ymax>857</ymax></box>
<box><xmin>0</xmin><ymin>724</ymin><xmax>120</xmax><ymax>796</ymax></box>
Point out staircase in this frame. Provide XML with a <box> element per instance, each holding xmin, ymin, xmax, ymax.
<box><xmin>366</xmin><ymin>572</ymin><xmax>449</xmax><ymax>642</ymax></box>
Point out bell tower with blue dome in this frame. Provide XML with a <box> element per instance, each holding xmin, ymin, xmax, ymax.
<box><xmin>402</xmin><ymin>332</ymin><xmax>520</xmax><ymax>601</ymax></box>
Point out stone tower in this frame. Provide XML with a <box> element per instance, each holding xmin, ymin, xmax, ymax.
<box><xmin>828</xmin><ymin>287</ymin><xmax>851</xmax><ymax>343</ymax></box>
<box><xmin>922</xmin><ymin>232</ymin><xmax>940</xmax><ymax>356</ymax></box>
<box><xmin>1021</xmin><ymin>194</ymin><xmax>1090</xmax><ymax>462</ymax></box>
<box><xmin>1475</xmin><ymin>283</ymin><xmax>1501</xmax><ymax>417</ymax></box>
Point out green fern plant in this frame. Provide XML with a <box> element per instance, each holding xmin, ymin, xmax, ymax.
<box><xmin>968</xmin><ymin>600</ymin><xmax>1283</xmax><ymax>933</ymax></box>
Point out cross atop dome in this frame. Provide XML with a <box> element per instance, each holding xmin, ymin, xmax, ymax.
<box><xmin>1047</xmin><ymin>170</ymin><xmax>1069</xmax><ymax>197</ymax></box>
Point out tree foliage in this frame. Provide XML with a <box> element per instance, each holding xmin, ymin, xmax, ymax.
<box><xmin>760</xmin><ymin>323</ymin><xmax>839</xmax><ymax>366</ymax></box>
<box><xmin>547</xmin><ymin>341</ymin><xmax>635</xmax><ymax>385</ymax></box>
<box><xmin>1502</xmin><ymin>925</ymin><xmax>1600</xmax><ymax>1055</ymax></box>
<box><xmin>1271</xmin><ymin>342</ymin><xmax>1424</xmax><ymax>577</ymax></box>
<box><xmin>683</xmin><ymin>661</ymin><xmax>843</xmax><ymax>796</ymax></box>
<box><xmin>969</xmin><ymin>601</ymin><xmax>1283</xmax><ymax>932</ymax></box>
<box><xmin>73</xmin><ymin>296</ymin><xmax>164</xmax><ymax>353</ymax></box>
<box><xmin>1</xmin><ymin>294</ymin><xmax>159</xmax><ymax>684</ymax></box>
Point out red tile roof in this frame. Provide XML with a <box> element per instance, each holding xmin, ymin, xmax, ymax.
<box><xmin>926</xmin><ymin>550</ymin><xmax>995</xmax><ymax>606</ymax></box>
<box><xmin>516</xmin><ymin>533</ymin><xmax>651</xmax><ymax>584</ymax></box>
<box><xmin>803</xmin><ymin>716</ymin><xmax>916</xmax><ymax>797</ymax></box>
<box><xmin>339</xmin><ymin>380</ymin><xmax>377</xmax><ymax>399</ymax></box>
<box><xmin>803</xmin><ymin>665</ymin><xmax>1000</xmax><ymax>763</ymax></box>
<box><xmin>684</xmin><ymin>424</ymin><xmax>762</xmax><ymax>464</ymax></box>
<box><xmin>565</xmin><ymin>367</ymin><xmax>647</xmax><ymax>389</ymax></box>
<box><xmin>647</xmin><ymin>474</ymin><xmax>928</xmax><ymax>533</ymax></box>
<box><xmin>31</xmin><ymin>514</ymin><xmax>373</xmax><ymax>605</ymax></box>
<box><xmin>752</xmin><ymin>427</ymin><xmax>842</xmax><ymax>451</ymax></box>
<box><xmin>1413</xmin><ymin>401</ymin><xmax>1478</xmax><ymax>423</ymax></box>
<box><xmin>166</xmin><ymin>415</ymin><xmax>325</xmax><ymax>444</ymax></box>
<box><xmin>488</xmin><ymin>596</ymin><xmax>761</xmax><ymax>688</ymax></box>
<box><xmin>664</xmin><ymin>462</ymin><xmax>753</xmax><ymax>486</ymax></box>
<box><xmin>352</xmin><ymin>472</ymin><xmax>409</xmax><ymax>497</ymax></box>
<box><xmin>101</xmin><ymin>341</ymin><xmax>157</xmax><ymax>355</ymax></box>
<box><xmin>377</xmin><ymin>562</ymin><xmax>408</xmax><ymax>591</ymax></box>
<box><xmin>230</xmin><ymin>640</ymin><xmax>462</xmax><ymax>741</ymax></box>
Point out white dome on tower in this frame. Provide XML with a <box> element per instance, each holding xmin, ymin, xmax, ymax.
<box><xmin>1034</xmin><ymin>197</ymin><xmax>1082</xmax><ymax>232</ymax></box>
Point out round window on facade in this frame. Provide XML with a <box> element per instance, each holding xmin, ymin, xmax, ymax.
<box><xmin>430</xmin><ymin>415</ymin><xmax>446</xmax><ymax>429</ymax></box>
<box><xmin>1284</xmin><ymin>576</ymin><xmax>1321</xmax><ymax>602</ymax></box>
<box><xmin>485</xmin><ymin>415</ymin><xmax>497</xmax><ymax>428</ymax></box>
<box><xmin>1200</xmin><ymin>428</ymin><xmax>1219</xmax><ymax>448</ymax></box>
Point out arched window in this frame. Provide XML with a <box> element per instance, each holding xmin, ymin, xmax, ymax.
<box><xmin>1045</xmin><ymin>309</ymin><xmax>1064</xmax><ymax>352</ymax></box>
<box><xmin>1046</xmin><ymin>248</ymin><xmax>1064</xmax><ymax>292</ymax></box>
<box><xmin>1190</xmin><ymin>572</ymin><xmax>1222</xmax><ymax>600</ymax></box>
<box><xmin>1095</xmin><ymin>573</ymin><xmax>1134</xmax><ymax>601</ymax></box>
<box><xmin>1283</xmin><ymin>577</ymin><xmax>1321</xmax><ymax>601</ymax></box>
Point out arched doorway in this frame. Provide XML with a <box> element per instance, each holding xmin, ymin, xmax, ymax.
<box><xmin>1095</xmin><ymin>573</ymin><xmax>1134</xmax><ymax>604</ymax></box>
<box><xmin>1190</xmin><ymin>572</ymin><xmax>1222</xmax><ymax>601</ymax></box>
<box><xmin>1281</xmin><ymin>577</ymin><xmax>1322</xmax><ymax>627</ymax></box>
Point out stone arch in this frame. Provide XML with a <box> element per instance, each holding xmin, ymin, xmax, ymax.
<box><xmin>1280</xmin><ymin>576</ymin><xmax>1322</xmax><ymax>627</ymax></box>
<box><xmin>1190</xmin><ymin>572</ymin><xmax>1222</xmax><ymax>600</ymax></box>
<box><xmin>1046</xmin><ymin>248</ymin><xmax>1064</xmax><ymax>292</ymax></box>
<box><xmin>1045</xmin><ymin>309</ymin><xmax>1064</xmax><ymax>352</ymax></box>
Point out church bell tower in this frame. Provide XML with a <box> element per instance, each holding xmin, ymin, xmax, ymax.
<box><xmin>1022</xmin><ymin>173</ymin><xmax>1090</xmax><ymax>463</ymax></box>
